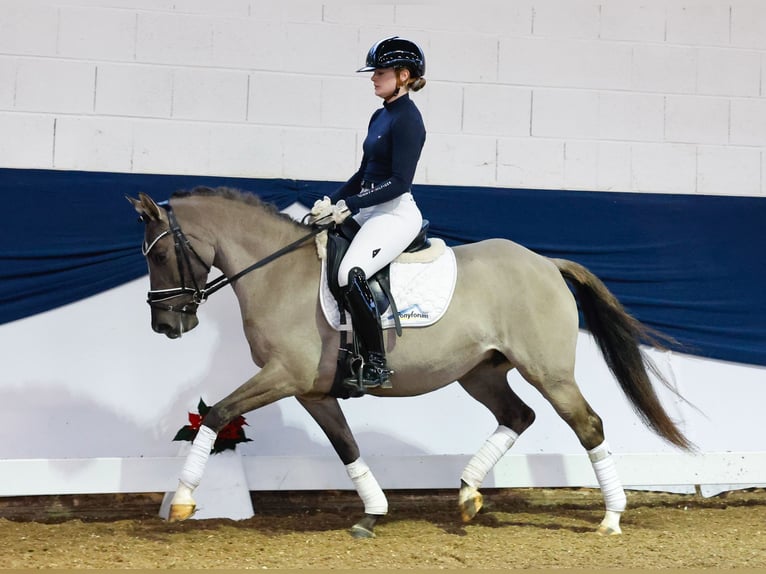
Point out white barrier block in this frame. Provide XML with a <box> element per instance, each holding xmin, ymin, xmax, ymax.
<box><xmin>1</xmin><ymin>453</ymin><xmax>765</xmax><ymax>497</ymax></box>
<box><xmin>159</xmin><ymin>450</ymin><xmax>254</xmax><ymax>521</ymax></box>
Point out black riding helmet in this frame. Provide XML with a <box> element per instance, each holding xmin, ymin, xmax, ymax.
<box><xmin>357</xmin><ymin>36</ymin><xmax>426</xmax><ymax>77</ymax></box>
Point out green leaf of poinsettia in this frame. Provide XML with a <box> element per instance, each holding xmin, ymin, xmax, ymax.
<box><xmin>197</xmin><ymin>397</ymin><xmax>210</xmax><ymax>416</ymax></box>
<box><xmin>173</xmin><ymin>426</ymin><xmax>198</xmax><ymax>442</ymax></box>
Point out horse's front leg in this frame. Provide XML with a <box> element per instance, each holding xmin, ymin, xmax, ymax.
<box><xmin>168</xmin><ymin>363</ymin><xmax>302</xmax><ymax>522</ymax></box>
<box><xmin>297</xmin><ymin>394</ymin><xmax>387</xmax><ymax>538</ymax></box>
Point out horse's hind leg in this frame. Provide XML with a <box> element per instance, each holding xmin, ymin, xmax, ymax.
<box><xmin>457</xmin><ymin>357</ymin><xmax>536</xmax><ymax>522</ymax></box>
<box><xmin>528</xmin><ymin>372</ymin><xmax>626</xmax><ymax>535</ymax></box>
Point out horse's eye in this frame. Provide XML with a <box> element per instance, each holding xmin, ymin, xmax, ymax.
<box><xmin>151</xmin><ymin>249</ymin><xmax>169</xmax><ymax>264</ymax></box>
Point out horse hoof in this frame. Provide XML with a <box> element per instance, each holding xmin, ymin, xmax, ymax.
<box><xmin>349</xmin><ymin>524</ymin><xmax>376</xmax><ymax>539</ymax></box>
<box><xmin>596</xmin><ymin>524</ymin><xmax>622</xmax><ymax>536</ymax></box>
<box><xmin>459</xmin><ymin>491</ymin><xmax>483</xmax><ymax>523</ymax></box>
<box><xmin>168</xmin><ymin>504</ymin><xmax>196</xmax><ymax>522</ymax></box>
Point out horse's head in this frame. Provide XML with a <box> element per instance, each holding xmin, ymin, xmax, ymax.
<box><xmin>127</xmin><ymin>192</ymin><xmax>212</xmax><ymax>339</ymax></box>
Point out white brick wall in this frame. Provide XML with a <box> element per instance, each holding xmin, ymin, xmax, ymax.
<box><xmin>0</xmin><ymin>0</ymin><xmax>764</xmax><ymax>197</ymax></box>
<box><xmin>16</xmin><ymin>59</ymin><xmax>96</xmax><ymax>113</ymax></box>
<box><xmin>173</xmin><ymin>68</ymin><xmax>249</xmax><ymax>122</ymax></box>
<box><xmin>600</xmin><ymin>1</ymin><xmax>666</xmax><ymax>43</ymax></box>
<box><xmin>95</xmin><ymin>64</ymin><xmax>173</xmax><ymax>118</ymax></box>
<box><xmin>0</xmin><ymin>57</ymin><xmax>16</xmax><ymax>108</ymax></box>
<box><xmin>665</xmin><ymin>96</ymin><xmax>730</xmax><ymax>145</ymax></box>
<box><xmin>0</xmin><ymin>113</ymin><xmax>54</xmax><ymax>167</ymax></box>
<box><xmin>54</xmin><ymin>116</ymin><xmax>134</xmax><ymax>172</ymax></box>
<box><xmin>58</xmin><ymin>7</ymin><xmax>137</xmax><ymax>61</ymax></box>
<box><xmin>697</xmin><ymin>48</ymin><xmax>761</xmax><ymax>97</ymax></box>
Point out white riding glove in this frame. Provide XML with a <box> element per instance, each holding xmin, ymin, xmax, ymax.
<box><xmin>331</xmin><ymin>200</ymin><xmax>352</xmax><ymax>224</ymax></box>
<box><xmin>309</xmin><ymin>196</ymin><xmax>332</xmax><ymax>223</ymax></box>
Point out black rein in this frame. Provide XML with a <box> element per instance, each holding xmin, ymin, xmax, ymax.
<box><xmin>144</xmin><ymin>203</ymin><xmax>327</xmax><ymax>312</ymax></box>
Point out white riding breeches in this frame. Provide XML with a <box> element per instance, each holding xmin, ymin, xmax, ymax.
<box><xmin>337</xmin><ymin>192</ymin><xmax>423</xmax><ymax>288</ymax></box>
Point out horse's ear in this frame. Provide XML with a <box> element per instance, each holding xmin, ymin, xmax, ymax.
<box><xmin>126</xmin><ymin>192</ymin><xmax>164</xmax><ymax>222</ymax></box>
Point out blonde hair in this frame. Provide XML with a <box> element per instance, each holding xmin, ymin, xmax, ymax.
<box><xmin>408</xmin><ymin>76</ymin><xmax>427</xmax><ymax>92</ymax></box>
<box><xmin>396</xmin><ymin>67</ymin><xmax>427</xmax><ymax>92</ymax></box>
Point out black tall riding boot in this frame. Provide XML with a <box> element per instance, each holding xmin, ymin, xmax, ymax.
<box><xmin>342</xmin><ymin>267</ymin><xmax>392</xmax><ymax>390</ymax></box>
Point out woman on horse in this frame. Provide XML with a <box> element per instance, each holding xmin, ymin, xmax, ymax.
<box><xmin>311</xmin><ymin>36</ymin><xmax>427</xmax><ymax>390</ymax></box>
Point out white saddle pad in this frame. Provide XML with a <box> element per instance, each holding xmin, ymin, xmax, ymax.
<box><xmin>318</xmin><ymin>236</ymin><xmax>457</xmax><ymax>331</ymax></box>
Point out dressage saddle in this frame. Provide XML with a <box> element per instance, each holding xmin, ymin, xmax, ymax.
<box><xmin>324</xmin><ymin>218</ymin><xmax>431</xmax><ymax>399</ymax></box>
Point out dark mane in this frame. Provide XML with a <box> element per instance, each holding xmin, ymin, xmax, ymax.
<box><xmin>172</xmin><ymin>186</ymin><xmax>307</xmax><ymax>228</ymax></box>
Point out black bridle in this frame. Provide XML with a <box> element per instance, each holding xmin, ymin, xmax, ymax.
<box><xmin>142</xmin><ymin>203</ymin><xmax>327</xmax><ymax>314</ymax></box>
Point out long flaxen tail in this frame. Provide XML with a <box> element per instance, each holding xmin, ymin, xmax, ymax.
<box><xmin>553</xmin><ymin>258</ymin><xmax>694</xmax><ymax>451</ymax></box>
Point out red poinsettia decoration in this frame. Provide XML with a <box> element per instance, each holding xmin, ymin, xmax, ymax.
<box><xmin>173</xmin><ymin>398</ymin><xmax>252</xmax><ymax>454</ymax></box>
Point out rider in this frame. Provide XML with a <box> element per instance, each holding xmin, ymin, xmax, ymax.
<box><xmin>311</xmin><ymin>36</ymin><xmax>427</xmax><ymax>390</ymax></box>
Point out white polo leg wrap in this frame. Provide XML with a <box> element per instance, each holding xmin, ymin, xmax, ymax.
<box><xmin>346</xmin><ymin>457</ymin><xmax>388</xmax><ymax>515</ymax></box>
<box><xmin>461</xmin><ymin>425</ymin><xmax>518</xmax><ymax>488</ymax></box>
<box><xmin>179</xmin><ymin>425</ymin><xmax>217</xmax><ymax>490</ymax></box>
<box><xmin>588</xmin><ymin>441</ymin><xmax>626</xmax><ymax>513</ymax></box>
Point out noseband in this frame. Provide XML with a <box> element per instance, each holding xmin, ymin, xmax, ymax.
<box><xmin>141</xmin><ymin>202</ymin><xmax>328</xmax><ymax>315</ymax></box>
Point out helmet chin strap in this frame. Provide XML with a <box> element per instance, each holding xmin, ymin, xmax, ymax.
<box><xmin>385</xmin><ymin>70</ymin><xmax>405</xmax><ymax>102</ymax></box>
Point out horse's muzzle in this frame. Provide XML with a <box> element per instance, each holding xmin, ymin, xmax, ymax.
<box><xmin>152</xmin><ymin>312</ymin><xmax>199</xmax><ymax>339</ymax></box>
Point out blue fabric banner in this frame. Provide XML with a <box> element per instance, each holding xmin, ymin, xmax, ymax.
<box><xmin>2</xmin><ymin>168</ymin><xmax>764</xmax><ymax>367</ymax></box>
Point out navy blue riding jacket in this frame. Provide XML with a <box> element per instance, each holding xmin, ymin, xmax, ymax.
<box><xmin>332</xmin><ymin>93</ymin><xmax>426</xmax><ymax>213</ymax></box>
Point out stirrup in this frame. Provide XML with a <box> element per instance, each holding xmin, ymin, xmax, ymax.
<box><xmin>342</xmin><ymin>354</ymin><xmax>393</xmax><ymax>392</ymax></box>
